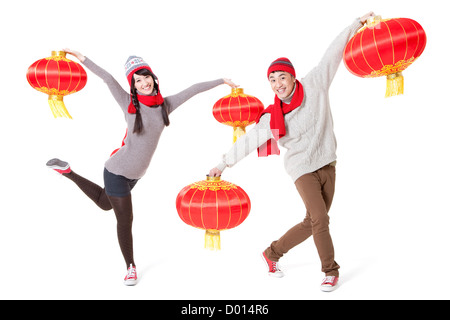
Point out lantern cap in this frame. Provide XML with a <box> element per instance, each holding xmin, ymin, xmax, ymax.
<box><xmin>51</xmin><ymin>51</ymin><xmax>67</xmax><ymax>58</ymax></box>
<box><xmin>231</xmin><ymin>88</ymin><xmax>244</xmax><ymax>95</ymax></box>
<box><xmin>367</xmin><ymin>15</ymin><xmax>382</xmax><ymax>28</ymax></box>
<box><xmin>206</xmin><ymin>175</ymin><xmax>221</xmax><ymax>182</ymax></box>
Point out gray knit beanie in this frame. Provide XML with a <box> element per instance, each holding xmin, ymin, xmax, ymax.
<box><xmin>125</xmin><ymin>56</ymin><xmax>153</xmax><ymax>85</ymax></box>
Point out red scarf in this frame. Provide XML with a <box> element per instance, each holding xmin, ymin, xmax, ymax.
<box><xmin>256</xmin><ymin>80</ymin><xmax>304</xmax><ymax>156</ymax></box>
<box><xmin>128</xmin><ymin>92</ymin><xmax>164</xmax><ymax>114</ymax></box>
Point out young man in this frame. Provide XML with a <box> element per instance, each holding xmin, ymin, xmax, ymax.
<box><xmin>209</xmin><ymin>12</ymin><xmax>374</xmax><ymax>292</ymax></box>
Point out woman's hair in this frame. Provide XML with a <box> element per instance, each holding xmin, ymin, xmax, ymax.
<box><xmin>130</xmin><ymin>69</ymin><xmax>170</xmax><ymax>134</ymax></box>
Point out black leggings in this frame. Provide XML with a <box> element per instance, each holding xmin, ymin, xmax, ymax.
<box><xmin>62</xmin><ymin>171</ymin><xmax>136</xmax><ymax>268</ymax></box>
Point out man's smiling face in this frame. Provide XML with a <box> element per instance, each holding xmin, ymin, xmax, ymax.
<box><xmin>269</xmin><ymin>71</ymin><xmax>296</xmax><ymax>100</ymax></box>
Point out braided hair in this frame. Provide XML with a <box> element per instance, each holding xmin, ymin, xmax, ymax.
<box><xmin>130</xmin><ymin>69</ymin><xmax>170</xmax><ymax>134</ymax></box>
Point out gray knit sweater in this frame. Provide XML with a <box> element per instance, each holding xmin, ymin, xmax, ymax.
<box><xmin>83</xmin><ymin>58</ymin><xmax>224</xmax><ymax>179</ymax></box>
<box><xmin>216</xmin><ymin>19</ymin><xmax>363</xmax><ymax>182</ymax></box>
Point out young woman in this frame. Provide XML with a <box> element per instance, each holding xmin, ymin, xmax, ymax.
<box><xmin>47</xmin><ymin>49</ymin><xmax>237</xmax><ymax>285</ymax></box>
<box><xmin>209</xmin><ymin>13</ymin><xmax>374</xmax><ymax>292</ymax></box>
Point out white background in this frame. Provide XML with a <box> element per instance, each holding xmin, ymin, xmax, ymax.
<box><xmin>1</xmin><ymin>0</ymin><xmax>449</xmax><ymax>300</ymax></box>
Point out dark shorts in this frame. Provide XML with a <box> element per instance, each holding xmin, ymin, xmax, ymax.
<box><xmin>103</xmin><ymin>168</ymin><xmax>139</xmax><ymax>197</ymax></box>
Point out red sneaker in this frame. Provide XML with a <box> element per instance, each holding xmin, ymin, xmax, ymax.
<box><xmin>124</xmin><ymin>264</ymin><xmax>137</xmax><ymax>286</ymax></box>
<box><xmin>320</xmin><ymin>276</ymin><xmax>339</xmax><ymax>292</ymax></box>
<box><xmin>46</xmin><ymin>158</ymin><xmax>71</xmax><ymax>174</ymax></box>
<box><xmin>261</xmin><ymin>252</ymin><xmax>284</xmax><ymax>278</ymax></box>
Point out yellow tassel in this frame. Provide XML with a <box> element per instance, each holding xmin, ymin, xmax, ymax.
<box><xmin>233</xmin><ymin>126</ymin><xmax>246</xmax><ymax>143</ymax></box>
<box><xmin>48</xmin><ymin>95</ymin><xmax>73</xmax><ymax>119</ymax></box>
<box><xmin>205</xmin><ymin>230</ymin><xmax>221</xmax><ymax>250</ymax></box>
<box><xmin>385</xmin><ymin>72</ymin><xmax>404</xmax><ymax>98</ymax></box>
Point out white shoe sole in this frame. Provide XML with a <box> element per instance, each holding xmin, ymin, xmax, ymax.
<box><xmin>46</xmin><ymin>158</ymin><xmax>70</xmax><ymax>170</ymax></box>
<box><xmin>124</xmin><ymin>279</ymin><xmax>137</xmax><ymax>286</ymax></box>
<box><xmin>320</xmin><ymin>282</ymin><xmax>339</xmax><ymax>292</ymax></box>
<box><xmin>320</xmin><ymin>285</ymin><xmax>337</xmax><ymax>292</ymax></box>
<box><xmin>269</xmin><ymin>271</ymin><xmax>285</xmax><ymax>278</ymax></box>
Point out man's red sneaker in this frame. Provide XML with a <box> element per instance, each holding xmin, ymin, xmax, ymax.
<box><xmin>320</xmin><ymin>276</ymin><xmax>339</xmax><ymax>292</ymax></box>
<box><xmin>261</xmin><ymin>252</ymin><xmax>284</xmax><ymax>278</ymax></box>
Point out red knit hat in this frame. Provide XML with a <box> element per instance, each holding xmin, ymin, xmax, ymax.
<box><xmin>267</xmin><ymin>57</ymin><xmax>296</xmax><ymax>79</ymax></box>
<box><xmin>125</xmin><ymin>56</ymin><xmax>155</xmax><ymax>85</ymax></box>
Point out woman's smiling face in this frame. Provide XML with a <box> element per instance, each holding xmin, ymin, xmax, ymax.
<box><xmin>133</xmin><ymin>73</ymin><xmax>155</xmax><ymax>95</ymax></box>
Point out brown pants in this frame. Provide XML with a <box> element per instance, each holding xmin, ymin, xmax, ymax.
<box><xmin>264</xmin><ymin>163</ymin><xmax>340</xmax><ymax>276</ymax></box>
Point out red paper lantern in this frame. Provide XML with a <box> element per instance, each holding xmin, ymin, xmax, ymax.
<box><xmin>343</xmin><ymin>16</ymin><xmax>426</xmax><ymax>97</ymax></box>
<box><xmin>213</xmin><ymin>88</ymin><xmax>264</xmax><ymax>143</ymax></box>
<box><xmin>176</xmin><ymin>176</ymin><xmax>251</xmax><ymax>250</ymax></box>
<box><xmin>27</xmin><ymin>51</ymin><xmax>87</xmax><ymax>118</ymax></box>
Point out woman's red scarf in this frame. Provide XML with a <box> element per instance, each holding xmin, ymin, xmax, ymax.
<box><xmin>256</xmin><ymin>79</ymin><xmax>304</xmax><ymax>156</ymax></box>
<box><xmin>128</xmin><ymin>92</ymin><xmax>164</xmax><ymax>114</ymax></box>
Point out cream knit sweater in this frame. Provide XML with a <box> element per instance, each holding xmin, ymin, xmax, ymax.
<box><xmin>215</xmin><ymin>19</ymin><xmax>363</xmax><ymax>182</ymax></box>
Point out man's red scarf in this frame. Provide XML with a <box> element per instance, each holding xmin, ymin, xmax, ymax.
<box><xmin>256</xmin><ymin>80</ymin><xmax>304</xmax><ymax>156</ymax></box>
<box><xmin>128</xmin><ymin>92</ymin><xmax>164</xmax><ymax>114</ymax></box>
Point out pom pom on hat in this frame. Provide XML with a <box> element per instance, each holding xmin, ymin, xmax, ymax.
<box><xmin>267</xmin><ymin>57</ymin><xmax>296</xmax><ymax>79</ymax></box>
<box><xmin>125</xmin><ymin>56</ymin><xmax>154</xmax><ymax>85</ymax></box>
